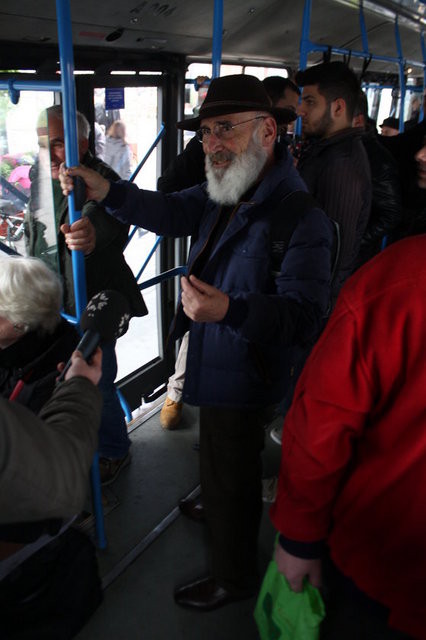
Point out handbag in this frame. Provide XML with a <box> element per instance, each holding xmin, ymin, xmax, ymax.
<box><xmin>254</xmin><ymin>546</ymin><xmax>325</xmax><ymax>640</ymax></box>
<box><xmin>0</xmin><ymin>527</ymin><xmax>103</xmax><ymax>639</ymax></box>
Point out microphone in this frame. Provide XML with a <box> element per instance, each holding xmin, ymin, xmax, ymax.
<box><xmin>58</xmin><ymin>290</ymin><xmax>131</xmax><ymax>382</ymax></box>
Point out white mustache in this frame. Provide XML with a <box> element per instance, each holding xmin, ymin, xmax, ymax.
<box><xmin>208</xmin><ymin>151</ymin><xmax>235</xmax><ymax>163</ymax></box>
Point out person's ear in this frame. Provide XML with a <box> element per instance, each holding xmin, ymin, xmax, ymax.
<box><xmin>331</xmin><ymin>98</ymin><xmax>346</xmax><ymax>121</ymax></box>
<box><xmin>261</xmin><ymin>116</ymin><xmax>277</xmax><ymax>147</ymax></box>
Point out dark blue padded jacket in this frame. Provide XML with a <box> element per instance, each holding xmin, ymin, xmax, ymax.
<box><xmin>104</xmin><ymin>147</ymin><xmax>333</xmax><ymax>408</ymax></box>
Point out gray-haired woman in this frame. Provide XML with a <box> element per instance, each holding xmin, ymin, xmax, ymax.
<box><xmin>0</xmin><ymin>255</ymin><xmax>78</xmax><ymax>412</ymax></box>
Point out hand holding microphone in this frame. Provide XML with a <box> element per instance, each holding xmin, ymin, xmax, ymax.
<box><xmin>57</xmin><ymin>290</ymin><xmax>130</xmax><ymax>383</ymax></box>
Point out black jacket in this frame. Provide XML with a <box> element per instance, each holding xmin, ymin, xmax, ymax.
<box><xmin>26</xmin><ymin>152</ymin><xmax>147</xmax><ymax>318</ymax></box>
<box><xmin>157</xmin><ymin>136</ymin><xmax>206</xmax><ymax>193</ymax></box>
<box><xmin>0</xmin><ymin>319</ymin><xmax>78</xmax><ymax>413</ymax></box>
<box><xmin>380</xmin><ymin>120</ymin><xmax>426</xmax><ymax>240</ymax></box>
<box><xmin>380</xmin><ymin>119</ymin><xmax>426</xmax><ymax>212</ymax></box>
<box><xmin>356</xmin><ymin>129</ymin><xmax>402</xmax><ymax>265</ymax></box>
<box><xmin>298</xmin><ymin>128</ymin><xmax>372</xmax><ymax>296</ymax></box>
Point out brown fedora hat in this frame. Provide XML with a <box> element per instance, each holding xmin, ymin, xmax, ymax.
<box><xmin>176</xmin><ymin>74</ymin><xmax>297</xmax><ymax>131</ymax></box>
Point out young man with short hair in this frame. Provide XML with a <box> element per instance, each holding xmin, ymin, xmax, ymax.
<box><xmin>296</xmin><ymin>61</ymin><xmax>372</xmax><ymax>299</ymax></box>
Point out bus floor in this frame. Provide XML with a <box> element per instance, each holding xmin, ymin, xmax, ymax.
<box><xmin>75</xmin><ymin>399</ymin><xmax>282</xmax><ymax>640</ymax></box>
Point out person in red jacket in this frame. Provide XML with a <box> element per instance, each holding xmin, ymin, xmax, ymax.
<box><xmin>270</xmin><ymin>214</ymin><xmax>426</xmax><ymax>635</ymax></box>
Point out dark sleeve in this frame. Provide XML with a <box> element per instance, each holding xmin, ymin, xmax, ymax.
<box><xmin>361</xmin><ymin>149</ymin><xmax>402</xmax><ymax>246</ymax></box>
<box><xmin>157</xmin><ymin>136</ymin><xmax>206</xmax><ymax>193</ymax></box>
<box><xmin>104</xmin><ymin>181</ymin><xmax>208</xmax><ymax>238</ymax></box>
<box><xmin>278</xmin><ymin>534</ymin><xmax>325</xmax><ymax>559</ymax></box>
<box><xmin>83</xmin><ymin>199</ymin><xmax>128</xmax><ymax>252</ymax></box>
<box><xmin>0</xmin><ymin>377</ymin><xmax>102</xmax><ymax>523</ymax></box>
<box><xmin>82</xmin><ymin>155</ymin><xmax>129</xmax><ymax>251</ymax></box>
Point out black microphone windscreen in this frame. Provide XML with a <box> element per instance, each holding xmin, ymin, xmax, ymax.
<box><xmin>80</xmin><ymin>290</ymin><xmax>131</xmax><ymax>342</ymax></box>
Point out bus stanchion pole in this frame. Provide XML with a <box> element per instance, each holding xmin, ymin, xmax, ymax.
<box><xmin>56</xmin><ymin>0</ymin><xmax>107</xmax><ymax>550</ymax></box>
<box><xmin>212</xmin><ymin>0</ymin><xmax>223</xmax><ymax>79</ymax></box>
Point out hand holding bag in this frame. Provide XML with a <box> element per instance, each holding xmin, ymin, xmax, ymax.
<box><xmin>254</xmin><ymin>547</ymin><xmax>325</xmax><ymax>640</ymax></box>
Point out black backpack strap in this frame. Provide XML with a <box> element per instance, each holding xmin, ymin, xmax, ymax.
<box><xmin>270</xmin><ymin>190</ymin><xmax>319</xmax><ymax>275</ymax></box>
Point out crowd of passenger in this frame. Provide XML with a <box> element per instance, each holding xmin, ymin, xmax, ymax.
<box><xmin>1</xmin><ymin>61</ymin><xmax>425</xmax><ymax>639</ymax></box>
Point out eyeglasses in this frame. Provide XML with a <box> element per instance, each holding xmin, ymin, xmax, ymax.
<box><xmin>195</xmin><ymin>116</ymin><xmax>266</xmax><ymax>143</ymax></box>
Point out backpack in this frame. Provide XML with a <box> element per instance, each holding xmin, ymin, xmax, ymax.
<box><xmin>0</xmin><ymin>527</ymin><xmax>103</xmax><ymax>639</ymax></box>
<box><xmin>270</xmin><ymin>190</ymin><xmax>341</xmax><ymax>316</ymax></box>
<box><xmin>269</xmin><ymin>190</ymin><xmax>341</xmax><ymax>417</ymax></box>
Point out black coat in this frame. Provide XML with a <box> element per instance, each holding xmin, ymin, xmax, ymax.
<box><xmin>0</xmin><ymin>318</ymin><xmax>78</xmax><ymax>413</ymax></box>
<box><xmin>356</xmin><ymin>129</ymin><xmax>402</xmax><ymax>265</ymax></box>
<box><xmin>297</xmin><ymin>128</ymin><xmax>372</xmax><ymax>297</ymax></box>
<box><xmin>157</xmin><ymin>136</ymin><xmax>206</xmax><ymax>193</ymax></box>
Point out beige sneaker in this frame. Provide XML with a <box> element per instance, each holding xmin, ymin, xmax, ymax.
<box><xmin>160</xmin><ymin>397</ymin><xmax>183</xmax><ymax>429</ymax></box>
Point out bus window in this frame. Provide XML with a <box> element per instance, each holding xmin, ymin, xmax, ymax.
<box><xmin>0</xmin><ymin>90</ymin><xmax>55</xmax><ymax>256</ymax></box>
<box><xmin>375</xmin><ymin>87</ymin><xmax>394</xmax><ymax>130</ymax></box>
<box><xmin>94</xmin><ymin>84</ymin><xmax>163</xmax><ymax>382</ymax></box>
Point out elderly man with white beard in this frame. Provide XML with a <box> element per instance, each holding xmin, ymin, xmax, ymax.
<box><xmin>59</xmin><ymin>74</ymin><xmax>334</xmax><ymax>611</ymax></box>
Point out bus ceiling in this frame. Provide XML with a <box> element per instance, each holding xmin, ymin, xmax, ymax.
<box><xmin>0</xmin><ymin>0</ymin><xmax>424</xmax><ymax>78</ymax></box>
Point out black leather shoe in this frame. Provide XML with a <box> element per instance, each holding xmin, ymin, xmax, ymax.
<box><xmin>178</xmin><ymin>495</ymin><xmax>205</xmax><ymax>522</ymax></box>
<box><xmin>174</xmin><ymin>576</ymin><xmax>253</xmax><ymax>611</ymax></box>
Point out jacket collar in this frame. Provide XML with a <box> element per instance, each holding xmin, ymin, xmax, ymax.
<box><xmin>305</xmin><ymin>126</ymin><xmax>361</xmax><ymax>150</ymax></box>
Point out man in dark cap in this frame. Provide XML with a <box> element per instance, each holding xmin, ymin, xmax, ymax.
<box><xmin>59</xmin><ymin>74</ymin><xmax>334</xmax><ymax>610</ymax></box>
<box><xmin>379</xmin><ymin>116</ymin><xmax>400</xmax><ymax>137</ymax></box>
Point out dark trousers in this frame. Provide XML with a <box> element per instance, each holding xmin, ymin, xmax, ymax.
<box><xmin>97</xmin><ymin>341</ymin><xmax>130</xmax><ymax>459</ymax></box>
<box><xmin>320</xmin><ymin>556</ymin><xmax>413</xmax><ymax>640</ymax></box>
<box><xmin>199</xmin><ymin>406</ymin><xmax>269</xmax><ymax>596</ymax></box>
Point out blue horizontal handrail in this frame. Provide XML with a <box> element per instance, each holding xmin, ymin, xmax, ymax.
<box><xmin>136</xmin><ymin>234</ymin><xmax>162</xmax><ymax>282</ymax></box>
<box><xmin>126</xmin><ymin>123</ymin><xmax>166</xmax><ymax>257</ymax></box>
<box><xmin>139</xmin><ymin>265</ymin><xmax>187</xmax><ymax>290</ymax></box>
<box><xmin>0</xmin><ymin>79</ymin><xmax>62</xmax><ymax>92</ymax></box>
<box><xmin>129</xmin><ymin>123</ymin><xmax>165</xmax><ymax>183</ymax></box>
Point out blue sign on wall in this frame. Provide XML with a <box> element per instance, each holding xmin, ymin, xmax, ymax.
<box><xmin>105</xmin><ymin>88</ymin><xmax>125</xmax><ymax>110</ymax></box>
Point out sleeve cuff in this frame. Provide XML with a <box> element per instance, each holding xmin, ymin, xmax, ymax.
<box><xmin>102</xmin><ymin>181</ymin><xmax>127</xmax><ymax>209</ymax></box>
<box><xmin>219</xmin><ymin>296</ymin><xmax>249</xmax><ymax>329</ymax></box>
<box><xmin>278</xmin><ymin>533</ymin><xmax>325</xmax><ymax>559</ymax></box>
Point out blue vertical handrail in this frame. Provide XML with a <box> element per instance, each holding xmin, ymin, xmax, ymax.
<box><xmin>297</xmin><ymin>0</ymin><xmax>313</xmax><ymax>136</ymax></box>
<box><xmin>56</xmin><ymin>0</ymin><xmax>87</xmax><ymax>317</ymax></box>
<box><xmin>359</xmin><ymin>1</ymin><xmax>369</xmax><ymax>57</ymax></box>
<box><xmin>212</xmin><ymin>0</ymin><xmax>223</xmax><ymax>78</ymax></box>
<box><xmin>394</xmin><ymin>16</ymin><xmax>406</xmax><ymax>133</ymax></box>
<box><xmin>56</xmin><ymin>0</ymin><xmax>106</xmax><ymax>550</ymax></box>
<box><xmin>299</xmin><ymin>0</ymin><xmax>312</xmax><ymax>74</ymax></box>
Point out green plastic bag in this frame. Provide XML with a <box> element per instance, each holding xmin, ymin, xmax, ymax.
<box><xmin>254</xmin><ymin>550</ymin><xmax>325</xmax><ymax>640</ymax></box>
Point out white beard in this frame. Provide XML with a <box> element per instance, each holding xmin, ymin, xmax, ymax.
<box><xmin>205</xmin><ymin>134</ymin><xmax>268</xmax><ymax>206</ymax></box>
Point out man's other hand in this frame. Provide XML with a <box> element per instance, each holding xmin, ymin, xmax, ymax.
<box><xmin>274</xmin><ymin>544</ymin><xmax>322</xmax><ymax>593</ymax></box>
<box><xmin>59</xmin><ymin>163</ymin><xmax>110</xmax><ymax>202</ymax></box>
<box><xmin>181</xmin><ymin>275</ymin><xmax>229</xmax><ymax>322</ymax></box>
<box><xmin>57</xmin><ymin>348</ymin><xmax>102</xmax><ymax>386</ymax></box>
<box><xmin>60</xmin><ymin>217</ymin><xmax>96</xmax><ymax>255</ymax></box>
